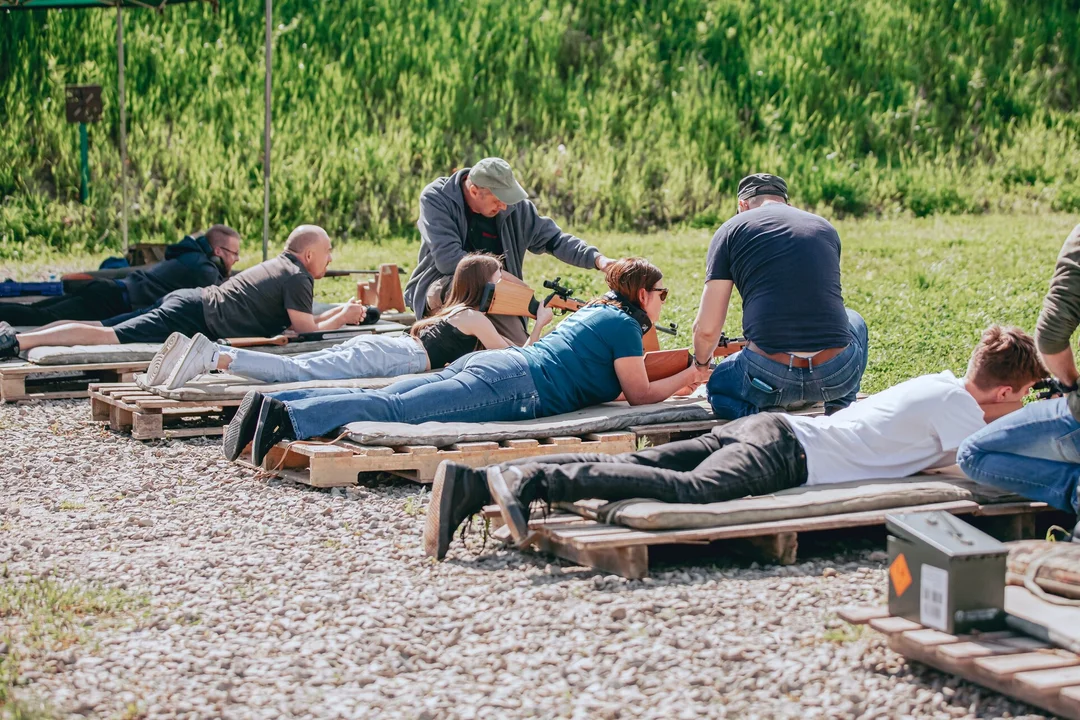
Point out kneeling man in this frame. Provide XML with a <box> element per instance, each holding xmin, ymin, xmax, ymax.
<box><xmin>693</xmin><ymin>174</ymin><xmax>868</xmax><ymax>419</ymax></box>
<box><xmin>958</xmin><ymin>224</ymin><xmax>1080</xmax><ymax>542</ymax></box>
<box><xmin>425</xmin><ymin>325</ymin><xmax>1045</xmax><ymax>559</ymax></box>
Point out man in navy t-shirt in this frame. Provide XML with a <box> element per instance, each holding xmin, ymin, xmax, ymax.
<box><xmin>691</xmin><ymin>174</ymin><xmax>869</xmax><ymax>419</ymax></box>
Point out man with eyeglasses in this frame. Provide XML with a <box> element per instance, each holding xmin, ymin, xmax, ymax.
<box><xmin>0</xmin><ymin>225</ymin><xmax>242</xmax><ymax>326</ymax></box>
<box><xmin>691</xmin><ymin>174</ymin><xmax>868</xmax><ymax>419</ymax></box>
<box><xmin>404</xmin><ymin>157</ymin><xmax>612</xmax><ymax>344</ymax></box>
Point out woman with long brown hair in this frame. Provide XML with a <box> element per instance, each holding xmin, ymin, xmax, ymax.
<box><xmin>224</xmin><ymin>257</ymin><xmax>711</xmax><ymax>466</ymax></box>
<box><xmin>152</xmin><ymin>253</ymin><xmax>551</xmax><ymax>389</ymax></box>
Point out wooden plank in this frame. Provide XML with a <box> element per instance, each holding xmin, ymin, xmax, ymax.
<box><xmin>532</xmin><ymin>531</ymin><xmax>649</xmax><ymax>579</ymax></box>
<box><xmin>131</xmin><ymin>411</ymin><xmax>165</xmax><ymax>440</ymax></box>
<box><xmin>0</xmin><ymin>360</ymin><xmax>148</xmax><ymax>377</ymax></box>
<box><xmin>557</xmin><ymin>500</ymin><xmax>1044</xmax><ymax>551</ymax></box>
<box><xmin>886</xmin><ymin>631</ymin><xmax>1080</xmax><ymax>720</ymax></box>
<box><xmin>837</xmin><ymin>606</ymin><xmax>889</xmax><ymax>625</ymax></box>
<box><xmin>1014</xmin><ymin>665</ymin><xmax>1080</xmax><ymax>692</ymax></box>
<box><xmin>975</xmin><ymin>651</ymin><xmax>1080</xmax><ymax>679</ymax></box>
<box><xmin>902</xmin><ymin>628</ymin><xmax>960</xmax><ymax>647</ymax></box>
<box><xmin>936</xmin><ymin>640</ymin><xmax>1021</xmax><ymax>661</ymax></box>
<box><xmin>744</xmin><ymin>532</ymin><xmax>798</xmax><ymax>565</ymax></box>
<box><xmin>1005</xmin><ymin>586</ymin><xmax>1080</xmax><ymax>650</ymax></box>
<box><xmin>869</xmin><ymin>616</ymin><xmax>923</xmax><ymax>635</ymax></box>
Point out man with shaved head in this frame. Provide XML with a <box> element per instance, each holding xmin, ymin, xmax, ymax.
<box><xmin>0</xmin><ymin>225</ymin><xmax>371</xmax><ymax>360</ymax></box>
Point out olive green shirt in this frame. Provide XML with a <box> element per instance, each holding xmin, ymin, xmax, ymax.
<box><xmin>1035</xmin><ymin>224</ymin><xmax>1080</xmax><ymax>419</ymax></box>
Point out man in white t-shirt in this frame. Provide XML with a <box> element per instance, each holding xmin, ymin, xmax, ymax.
<box><xmin>423</xmin><ymin>325</ymin><xmax>1047</xmax><ymax>557</ymax></box>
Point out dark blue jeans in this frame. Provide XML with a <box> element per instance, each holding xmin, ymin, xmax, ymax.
<box><xmin>270</xmin><ymin>348</ymin><xmax>542</xmax><ymax>439</ymax></box>
<box><xmin>957</xmin><ymin>397</ymin><xmax>1080</xmax><ymax>514</ymax></box>
<box><xmin>706</xmin><ymin>309</ymin><xmax>869</xmax><ymax>420</ymax></box>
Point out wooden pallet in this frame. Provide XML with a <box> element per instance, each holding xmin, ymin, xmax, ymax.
<box><xmin>839</xmin><ymin>593</ymin><xmax>1080</xmax><ymax>720</ymax></box>
<box><xmin>260</xmin><ymin>432</ymin><xmax>638</xmax><ymax>486</ymax></box>
<box><xmin>484</xmin><ymin>500</ymin><xmax>1052</xmax><ymax>579</ymax></box>
<box><xmin>89</xmin><ymin>382</ymin><xmax>242</xmax><ymax>440</ymax></box>
<box><xmin>1</xmin><ymin>360</ymin><xmax>148</xmax><ymax>402</ymax></box>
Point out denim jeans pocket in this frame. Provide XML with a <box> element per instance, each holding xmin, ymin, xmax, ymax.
<box><xmin>464</xmin><ymin>352</ymin><xmax>529</xmax><ymax>387</ymax></box>
<box><xmin>741</xmin><ymin>371</ymin><xmax>784</xmax><ymax>409</ymax></box>
<box><xmin>1055</xmin><ymin>426</ymin><xmax>1080</xmax><ymax>463</ymax></box>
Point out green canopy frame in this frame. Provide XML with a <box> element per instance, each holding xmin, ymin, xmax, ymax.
<box><xmin>2</xmin><ymin>0</ymin><xmax>274</xmax><ymax>261</ymax></box>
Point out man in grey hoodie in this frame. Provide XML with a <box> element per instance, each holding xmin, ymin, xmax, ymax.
<box><xmin>403</xmin><ymin>158</ymin><xmax>611</xmax><ymax>343</ymax></box>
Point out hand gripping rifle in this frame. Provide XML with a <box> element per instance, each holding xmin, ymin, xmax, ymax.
<box><xmin>643</xmin><ymin>333</ymin><xmax>747</xmax><ymax>382</ymax></box>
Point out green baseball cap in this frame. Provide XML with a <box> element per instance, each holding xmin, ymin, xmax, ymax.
<box><xmin>469</xmin><ymin>157</ymin><xmax>529</xmax><ymax>205</ymax></box>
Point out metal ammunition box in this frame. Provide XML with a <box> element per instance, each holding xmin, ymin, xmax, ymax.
<box><xmin>885</xmin><ymin>511</ymin><xmax>1008</xmax><ymax>634</ymax></box>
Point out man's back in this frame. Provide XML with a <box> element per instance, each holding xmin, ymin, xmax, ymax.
<box><xmin>201</xmin><ymin>253</ymin><xmax>314</xmax><ymax>338</ymax></box>
<box><xmin>123</xmin><ymin>235</ymin><xmax>223</xmax><ymax>308</ymax></box>
<box><xmin>706</xmin><ymin>203</ymin><xmax>851</xmax><ymax>353</ymax></box>
<box><xmin>783</xmin><ymin>371</ymin><xmax>986</xmax><ymax>485</ymax></box>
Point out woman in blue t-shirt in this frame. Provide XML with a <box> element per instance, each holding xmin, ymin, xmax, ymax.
<box><xmin>224</xmin><ymin>257</ymin><xmax>711</xmax><ymax>466</ymax></box>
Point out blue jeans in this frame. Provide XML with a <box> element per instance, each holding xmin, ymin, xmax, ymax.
<box><xmin>270</xmin><ymin>348</ymin><xmax>542</xmax><ymax>439</ymax></box>
<box><xmin>220</xmin><ymin>334</ymin><xmax>428</xmax><ymax>384</ymax></box>
<box><xmin>706</xmin><ymin>309</ymin><xmax>869</xmax><ymax>420</ymax></box>
<box><xmin>957</xmin><ymin>397</ymin><xmax>1080</xmax><ymax>514</ymax></box>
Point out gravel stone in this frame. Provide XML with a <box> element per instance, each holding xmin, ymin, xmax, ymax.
<box><xmin>0</xmin><ymin>399</ymin><xmax>1057</xmax><ymax>719</ymax></box>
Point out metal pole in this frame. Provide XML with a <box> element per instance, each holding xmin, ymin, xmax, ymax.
<box><xmin>262</xmin><ymin>0</ymin><xmax>272</xmax><ymax>261</ymax></box>
<box><xmin>79</xmin><ymin>122</ymin><xmax>89</xmax><ymax>202</ymax></box>
<box><xmin>117</xmin><ymin>4</ymin><xmax>129</xmax><ymax>254</ymax></box>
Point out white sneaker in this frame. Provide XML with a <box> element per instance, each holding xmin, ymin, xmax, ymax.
<box><xmin>144</xmin><ymin>332</ymin><xmax>191</xmax><ymax>386</ymax></box>
<box><xmin>163</xmin><ymin>333</ymin><xmax>218</xmax><ymax>390</ymax></box>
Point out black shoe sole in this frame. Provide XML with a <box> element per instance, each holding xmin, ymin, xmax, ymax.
<box><xmin>251</xmin><ymin>399</ymin><xmax>292</xmax><ymax>467</ymax></box>
<box><xmin>425</xmin><ymin>461</ymin><xmax>461</xmax><ymax>560</ymax></box>
<box><xmin>487</xmin><ymin>466</ymin><xmax>531</xmax><ymax>548</ymax></box>
<box><xmin>222</xmin><ymin>391</ymin><xmax>263</xmax><ymax>462</ymax></box>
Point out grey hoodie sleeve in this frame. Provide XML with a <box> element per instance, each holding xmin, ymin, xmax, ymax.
<box><xmin>1036</xmin><ymin>224</ymin><xmax>1080</xmax><ymax>355</ymax></box>
<box><xmin>418</xmin><ymin>190</ymin><xmax>468</xmax><ymax>276</ymax></box>
<box><xmin>522</xmin><ymin>203</ymin><xmax>599</xmax><ymax>269</ymax></box>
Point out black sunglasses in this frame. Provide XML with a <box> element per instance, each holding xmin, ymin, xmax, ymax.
<box><xmin>650</xmin><ymin>286</ymin><xmax>669</xmax><ymax>302</ymax></box>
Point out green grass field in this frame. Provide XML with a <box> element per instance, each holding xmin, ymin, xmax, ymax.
<box><xmin>3</xmin><ymin>213</ymin><xmax>1075</xmax><ymax>393</ymax></box>
<box><xmin>2</xmin><ymin>1</ymin><xmax>1079</xmax><ymax>251</ymax></box>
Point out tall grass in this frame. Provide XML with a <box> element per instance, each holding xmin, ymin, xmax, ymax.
<box><xmin>1</xmin><ymin>0</ymin><xmax>1079</xmax><ymax>254</ymax></box>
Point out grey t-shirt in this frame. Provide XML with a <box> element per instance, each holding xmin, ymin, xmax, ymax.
<box><xmin>201</xmin><ymin>253</ymin><xmax>313</xmax><ymax>338</ymax></box>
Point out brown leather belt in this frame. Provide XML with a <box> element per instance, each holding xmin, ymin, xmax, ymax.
<box><xmin>747</xmin><ymin>342</ymin><xmax>847</xmax><ymax>369</ymax></box>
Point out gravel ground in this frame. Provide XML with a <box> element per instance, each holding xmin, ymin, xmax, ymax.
<box><xmin>0</xmin><ymin>399</ymin><xmax>1054</xmax><ymax>720</ymax></box>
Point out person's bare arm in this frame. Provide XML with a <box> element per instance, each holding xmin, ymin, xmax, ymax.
<box><xmin>692</xmin><ymin>280</ymin><xmax>734</xmax><ymax>365</ymax></box>
<box><xmin>1042</xmin><ymin>348</ymin><xmax>1080</xmax><ymax>387</ymax></box>
<box><xmin>287</xmin><ymin>302</ymin><xmax>366</xmax><ymax>334</ymax></box>
<box><xmin>450</xmin><ymin>310</ymin><xmax>513</xmax><ymax>350</ymax></box>
<box><xmin>614</xmin><ymin>356</ymin><xmax>711</xmax><ymax>406</ymax></box>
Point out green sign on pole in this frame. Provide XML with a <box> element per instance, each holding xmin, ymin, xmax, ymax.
<box><xmin>65</xmin><ymin>84</ymin><xmax>102</xmax><ymax>203</ymax></box>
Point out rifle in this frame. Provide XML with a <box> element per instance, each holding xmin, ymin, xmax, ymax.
<box><xmin>644</xmin><ymin>334</ymin><xmax>747</xmax><ymax>382</ymax></box>
<box><xmin>324</xmin><ymin>266</ymin><xmax>407</xmax><ymax>278</ymax></box>
<box><xmin>478</xmin><ymin>276</ymin><xmax>589</xmax><ymax>317</ymax></box>
<box><xmin>220</xmin><ymin>328</ymin><xmax>379</xmax><ymax>348</ymax></box>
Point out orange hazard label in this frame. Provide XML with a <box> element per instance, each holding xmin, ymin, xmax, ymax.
<box><xmin>890</xmin><ymin>553</ymin><xmax>913</xmax><ymax>597</ymax></box>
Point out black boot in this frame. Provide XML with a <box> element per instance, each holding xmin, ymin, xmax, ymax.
<box><xmin>251</xmin><ymin>397</ymin><xmax>296</xmax><ymax>466</ymax></box>
<box><xmin>486</xmin><ymin>465</ymin><xmax>544</xmax><ymax>548</ymax></box>
<box><xmin>223</xmin><ymin>391</ymin><xmax>264</xmax><ymax>461</ymax></box>
<box><xmin>424</xmin><ymin>461</ymin><xmax>492</xmax><ymax>560</ymax></box>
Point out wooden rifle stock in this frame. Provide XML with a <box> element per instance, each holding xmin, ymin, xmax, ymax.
<box><xmin>479</xmin><ymin>279</ymin><xmax>586</xmax><ymax>318</ymax></box>
<box><xmin>644</xmin><ymin>337</ymin><xmax>747</xmax><ymax>382</ymax></box>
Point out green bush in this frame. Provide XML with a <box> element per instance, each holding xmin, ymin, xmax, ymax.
<box><xmin>1</xmin><ymin>0</ymin><xmax>1079</xmax><ymax>254</ymax></box>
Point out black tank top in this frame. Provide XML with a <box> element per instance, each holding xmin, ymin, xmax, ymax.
<box><xmin>417</xmin><ymin>317</ymin><xmax>479</xmax><ymax>369</ymax></box>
